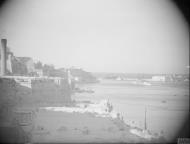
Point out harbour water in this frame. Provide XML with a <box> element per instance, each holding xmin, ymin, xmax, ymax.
<box><xmin>72</xmin><ymin>79</ymin><xmax>189</xmax><ymax>141</ymax></box>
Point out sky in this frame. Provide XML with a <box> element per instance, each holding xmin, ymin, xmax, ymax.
<box><xmin>0</xmin><ymin>0</ymin><xmax>189</xmax><ymax>74</ymax></box>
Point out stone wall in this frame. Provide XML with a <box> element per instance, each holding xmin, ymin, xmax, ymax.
<box><xmin>0</xmin><ymin>76</ymin><xmax>72</xmax><ymax>108</ymax></box>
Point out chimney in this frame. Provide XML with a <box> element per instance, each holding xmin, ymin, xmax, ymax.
<box><xmin>1</xmin><ymin>39</ymin><xmax>7</xmax><ymax>76</ymax></box>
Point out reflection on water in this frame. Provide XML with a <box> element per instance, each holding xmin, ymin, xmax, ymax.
<box><xmin>72</xmin><ymin>80</ymin><xmax>189</xmax><ymax>141</ymax></box>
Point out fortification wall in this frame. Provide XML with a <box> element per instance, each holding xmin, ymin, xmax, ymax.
<box><xmin>0</xmin><ymin>76</ymin><xmax>72</xmax><ymax>108</ymax></box>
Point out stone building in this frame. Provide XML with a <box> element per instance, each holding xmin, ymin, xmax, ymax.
<box><xmin>0</xmin><ymin>47</ymin><xmax>38</xmax><ymax>76</ymax></box>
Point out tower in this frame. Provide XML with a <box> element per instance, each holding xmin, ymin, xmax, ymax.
<box><xmin>0</xmin><ymin>39</ymin><xmax>7</xmax><ymax>76</ymax></box>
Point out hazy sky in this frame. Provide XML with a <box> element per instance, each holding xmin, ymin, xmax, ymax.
<box><xmin>0</xmin><ymin>0</ymin><xmax>189</xmax><ymax>74</ymax></box>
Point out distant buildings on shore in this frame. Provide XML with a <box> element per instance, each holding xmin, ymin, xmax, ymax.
<box><xmin>151</xmin><ymin>76</ymin><xmax>166</xmax><ymax>82</ymax></box>
<box><xmin>102</xmin><ymin>73</ymin><xmax>189</xmax><ymax>83</ymax></box>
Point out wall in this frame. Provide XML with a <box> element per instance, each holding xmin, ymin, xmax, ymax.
<box><xmin>0</xmin><ymin>76</ymin><xmax>72</xmax><ymax>108</ymax></box>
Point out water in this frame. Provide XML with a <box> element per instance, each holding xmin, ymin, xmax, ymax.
<box><xmin>72</xmin><ymin>79</ymin><xmax>189</xmax><ymax>141</ymax></box>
